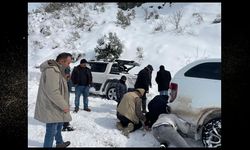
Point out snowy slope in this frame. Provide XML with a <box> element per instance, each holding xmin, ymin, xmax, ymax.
<box><xmin>28</xmin><ymin>2</ymin><xmax>220</xmax><ymax>147</ymax></box>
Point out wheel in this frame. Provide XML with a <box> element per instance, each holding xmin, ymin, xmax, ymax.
<box><xmin>106</xmin><ymin>87</ymin><xmax>117</xmax><ymax>101</ymax></box>
<box><xmin>202</xmin><ymin>118</ymin><xmax>221</xmax><ymax>148</ymax></box>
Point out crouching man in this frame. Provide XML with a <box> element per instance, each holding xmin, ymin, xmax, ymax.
<box><xmin>151</xmin><ymin>113</ymin><xmax>196</xmax><ymax>147</ymax></box>
<box><xmin>116</xmin><ymin>88</ymin><xmax>146</xmax><ymax>137</ymax></box>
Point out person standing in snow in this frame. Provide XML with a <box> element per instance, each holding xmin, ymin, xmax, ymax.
<box><xmin>134</xmin><ymin>64</ymin><xmax>153</xmax><ymax>113</ymax></box>
<box><xmin>34</xmin><ymin>52</ymin><xmax>72</xmax><ymax>148</ymax></box>
<box><xmin>151</xmin><ymin>113</ymin><xmax>195</xmax><ymax>147</ymax></box>
<box><xmin>155</xmin><ymin>65</ymin><xmax>172</xmax><ymax>96</ymax></box>
<box><xmin>71</xmin><ymin>59</ymin><xmax>92</xmax><ymax>112</ymax></box>
<box><xmin>116</xmin><ymin>88</ymin><xmax>146</xmax><ymax>137</ymax></box>
<box><xmin>115</xmin><ymin>75</ymin><xmax>127</xmax><ymax>107</ymax></box>
<box><xmin>62</xmin><ymin>66</ymin><xmax>75</xmax><ymax>131</ymax></box>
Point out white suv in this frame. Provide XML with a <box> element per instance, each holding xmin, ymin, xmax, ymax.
<box><xmin>71</xmin><ymin>59</ymin><xmax>139</xmax><ymax>100</ymax></box>
<box><xmin>169</xmin><ymin>58</ymin><xmax>221</xmax><ymax>147</ymax></box>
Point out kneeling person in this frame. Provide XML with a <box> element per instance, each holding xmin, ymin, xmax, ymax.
<box><xmin>116</xmin><ymin>88</ymin><xmax>146</xmax><ymax>137</ymax></box>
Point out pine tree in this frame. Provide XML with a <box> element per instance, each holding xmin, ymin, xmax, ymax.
<box><xmin>94</xmin><ymin>32</ymin><xmax>123</xmax><ymax>61</ymax></box>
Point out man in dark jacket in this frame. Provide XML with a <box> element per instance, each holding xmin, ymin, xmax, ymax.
<box><xmin>71</xmin><ymin>59</ymin><xmax>92</xmax><ymax>112</ymax></box>
<box><xmin>155</xmin><ymin>65</ymin><xmax>171</xmax><ymax>95</ymax></box>
<box><xmin>144</xmin><ymin>95</ymin><xmax>170</xmax><ymax>128</ymax></box>
<box><xmin>62</xmin><ymin>66</ymin><xmax>75</xmax><ymax>131</ymax></box>
<box><xmin>115</xmin><ymin>75</ymin><xmax>127</xmax><ymax>107</ymax></box>
<box><xmin>134</xmin><ymin>64</ymin><xmax>153</xmax><ymax>113</ymax></box>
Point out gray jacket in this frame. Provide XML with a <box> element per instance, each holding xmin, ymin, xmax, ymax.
<box><xmin>152</xmin><ymin>114</ymin><xmax>194</xmax><ymax>135</ymax></box>
<box><xmin>34</xmin><ymin>60</ymin><xmax>72</xmax><ymax>123</ymax></box>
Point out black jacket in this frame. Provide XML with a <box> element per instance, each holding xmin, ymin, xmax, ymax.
<box><xmin>71</xmin><ymin>65</ymin><xmax>92</xmax><ymax>86</ymax></box>
<box><xmin>155</xmin><ymin>68</ymin><xmax>171</xmax><ymax>91</ymax></box>
<box><xmin>115</xmin><ymin>80</ymin><xmax>127</xmax><ymax>103</ymax></box>
<box><xmin>134</xmin><ymin>67</ymin><xmax>152</xmax><ymax>91</ymax></box>
<box><xmin>145</xmin><ymin>95</ymin><xmax>169</xmax><ymax>127</ymax></box>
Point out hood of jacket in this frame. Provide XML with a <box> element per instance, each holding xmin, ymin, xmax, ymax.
<box><xmin>40</xmin><ymin>59</ymin><xmax>66</xmax><ymax>77</ymax></box>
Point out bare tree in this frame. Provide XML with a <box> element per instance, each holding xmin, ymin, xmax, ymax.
<box><xmin>143</xmin><ymin>7</ymin><xmax>149</xmax><ymax>21</ymax></box>
<box><xmin>169</xmin><ymin>9</ymin><xmax>184</xmax><ymax>31</ymax></box>
<box><xmin>136</xmin><ymin>47</ymin><xmax>144</xmax><ymax>64</ymax></box>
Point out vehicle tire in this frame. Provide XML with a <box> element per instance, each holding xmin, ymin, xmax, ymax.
<box><xmin>106</xmin><ymin>87</ymin><xmax>117</xmax><ymax>101</ymax></box>
<box><xmin>202</xmin><ymin>118</ymin><xmax>221</xmax><ymax>148</ymax></box>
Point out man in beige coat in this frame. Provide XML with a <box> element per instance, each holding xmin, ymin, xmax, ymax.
<box><xmin>116</xmin><ymin>88</ymin><xmax>146</xmax><ymax>137</ymax></box>
<box><xmin>34</xmin><ymin>52</ymin><xmax>72</xmax><ymax>148</ymax></box>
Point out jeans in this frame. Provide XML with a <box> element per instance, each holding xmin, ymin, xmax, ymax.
<box><xmin>43</xmin><ymin>122</ymin><xmax>64</xmax><ymax>147</ymax></box>
<box><xmin>159</xmin><ymin>90</ymin><xmax>168</xmax><ymax>95</ymax></box>
<box><xmin>75</xmin><ymin>85</ymin><xmax>90</xmax><ymax>109</ymax></box>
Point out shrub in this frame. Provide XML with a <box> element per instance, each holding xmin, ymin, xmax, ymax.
<box><xmin>212</xmin><ymin>13</ymin><xmax>221</xmax><ymax>24</ymax></box>
<box><xmin>127</xmin><ymin>9</ymin><xmax>136</xmax><ymax>19</ymax></box>
<box><xmin>136</xmin><ymin>47</ymin><xmax>144</xmax><ymax>64</ymax></box>
<box><xmin>100</xmin><ymin>6</ymin><xmax>105</xmax><ymax>12</ymax></box>
<box><xmin>116</xmin><ymin>10</ymin><xmax>131</xmax><ymax>28</ymax></box>
<box><xmin>71</xmin><ymin>52</ymin><xmax>85</xmax><ymax>63</ymax></box>
<box><xmin>40</xmin><ymin>26</ymin><xmax>51</xmax><ymax>36</ymax></box>
<box><xmin>192</xmin><ymin>13</ymin><xmax>204</xmax><ymax>24</ymax></box>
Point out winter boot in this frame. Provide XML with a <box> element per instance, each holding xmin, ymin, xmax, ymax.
<box><xmin>62</xmin><ymin>126</ymin><xmax>75</xmax><ymax>132</ymax></box>
<box><xmin>116</xmin><ymin>122</ymin><xmax>124</xmax><ymax>131</ymax></box>
<box><xmin>73</xmin><ymin>107</ymin><xmax>79</xmax><ymax>113</ymax></box>
<box><xmin>56</xmin><ymin>141</ymin><xmax>71</xmax><ymax>148</ymax></box>
<box><xmin>66</xmin><ymin>126</ymin><xmax>75</xmax><ymax>131</ymax></box>
<box><xmin>62</xmin><ymin>127</ymin><xmax>67</xmax><ymax>131</ymax></box>
<box><xmin>84</xmin><ymin>108</ymin><xmax>91</xmax><ymax>112</ymax></box>
<box><xmin>122</xmin><ymin>123</ymin><xmax>134</xmax><ymax>137</ymax></box>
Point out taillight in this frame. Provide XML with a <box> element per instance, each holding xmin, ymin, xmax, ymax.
<box><xmin>169</xmin><ymin>83</ymin><xmax>178</xmax><ymax>102</ymax></box>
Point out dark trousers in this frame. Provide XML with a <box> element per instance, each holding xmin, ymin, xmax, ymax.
<box><xmin>141</xmin><ymin>91</ymin><xmax>147</xmax><ymax>112</ymax></box>
<box><xmin>116</xmin><ymin>112</ymin><xmax>142</xmax><ymax>131</ymax></box>
<box><xmin>63</xmin><ymin>122</ymin><xmax>69</xmax><ymax>128</ymax></box>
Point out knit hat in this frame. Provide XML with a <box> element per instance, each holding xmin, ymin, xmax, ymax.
<box><xmin>121</xmin><ymin>75</ymin><xmax>127</xmax><ymax>81</ymax></box>
<box><xmin>80</xmin><ymin>59</ymin><xmax>88</xmax><ymax>64</ymax></box>
<box><xmin>160</xmin><ymin>65</ymin><xmax>165</xmax><ymax>70</ymax></box>
<box><xmin>135</xmin><ymin>88</ymin><xmax>145</xmax><ymax>96</ymax></box>
<box><xmin>147</xmin><ymin>64</ymin><xmax>153</xmax><ymax>71</ymax></box>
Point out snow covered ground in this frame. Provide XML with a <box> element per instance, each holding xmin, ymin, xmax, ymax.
<box><xmin>28</xmin><ymin>2</ymin><xmax>220</xmax><ymax>147</ymax></box>
<box><xmin>28</xmin><ymin>80</ymin><xmax>203</xmax><ymax>147</ymax></box>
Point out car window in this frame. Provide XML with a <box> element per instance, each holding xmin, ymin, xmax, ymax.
<box><xmin>184</xmin><ymin>62</ymin><xmax>221</xmax><ymax>80</ymax></box>
<box><xmin>89</xmin><ymin>62</ymin><xmax>107</xmax><ymax>72</ymax></box>
<box><xmin>110</xmin><ymin>63</ymin><xmax>120</xmax><ymax>74</ymax></box>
